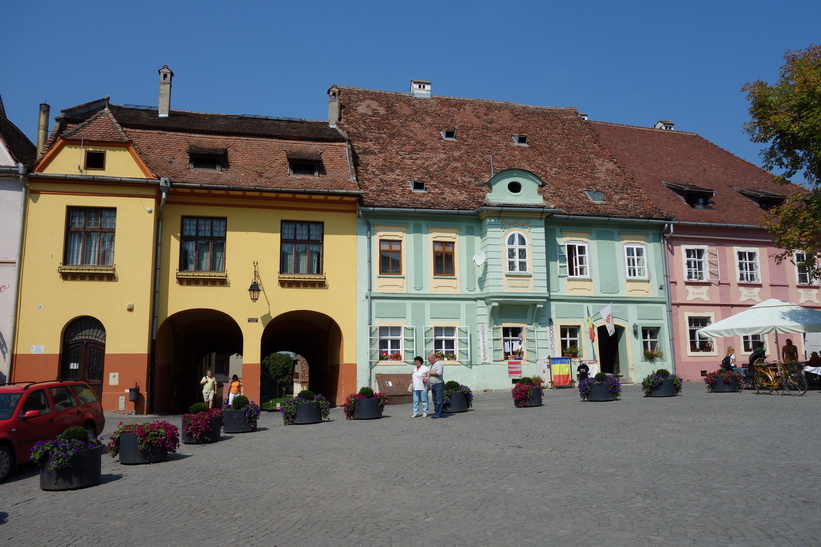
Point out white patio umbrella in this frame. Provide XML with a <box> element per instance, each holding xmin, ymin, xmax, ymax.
<box><xmin>697</xmin><ymin>299</ymin><xmax>821</xmax><ymax>351</ymax></box>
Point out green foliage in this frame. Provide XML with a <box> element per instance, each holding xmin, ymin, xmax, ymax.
<box><xmin>263</xmin><ymin>352</ymin><xmax>296</xmax><ymax>395</ymax></box>
<box><xmin>655</xmin><ymin>368</ymin><xmax>671</xmax><ymax>378</ymax></box>
<box><xmin>189</xmin><ymin>402</ymin><xmax>209</xmax><ymax>413</ymax></box>
<box><xmin>444</xmin><ymin>380</ymin><xmax>461</xmax><ymax>390</ymax></box>
<box><xmin>358</xmin><ymin>386</ymin><xmax>374</xmax><ymax>397</ymax></box>
<box><xmin>231</xmin><ymin>395</ymin><xmax>249</xmax><ymax>410</ymax></box>
<box><xmin>594</xmin><ymin>372</ymin><xmax>608</xmax><ymax>382</ymax></box>
<box><xmin>519</xmin><ymin>377</ymin><xmax>533</xmax><ymax>384</ymax></box>
<box><xmin>60</xmin><ymin>426</ymin><xmax>92</xmax><ymax>442</ymax></box>
<box><xmin>297</xmin><ymin>390</ymin><xmax>315</xmax><ymax>400</ymax></box>
<box><xmin>744</xmin><ymin>44</ymin><xmax>821</xmax><ymax>276</ymax></box>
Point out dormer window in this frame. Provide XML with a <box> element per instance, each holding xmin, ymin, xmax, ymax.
<box><xmin>662</xmin><ymin>181</ymin><xmax>715</xmax><ymax>210</ymax></box>
<box><xmin>734</xmin><ymin>187</ymin><xmax>786</xmax><ymax>211</ymax></box>
<box><xmin>411</xmin><ymin>180</ymin><xmax>426</xmax><ymax>192</ymax></box>
<box><xmin>585</xmin><ymin>190</ymin><xmax>605</xmax><ymax>203</ymax></box>
<box><xmin>189</xmin><ymin>147</ymin><xmax>227</xmax><ymax>171</ymax></box>
<box><xmin>513</xmin><ymin>135</ymin><xmax>528</xmax><ymax>146</ymax></box>
<box><xmin>441</xmin><ymin>129</ymin><xmax>456</xmax><ymax>141</ymax></box>
<box><xmin>85</xmin><ymin>150</ymin><xmax>105</xmax><ymax>170</ymax></box>
<box><xmin>286</xmin><ymin>150</ymin><xmax>324</xmax><ymax>176</ymax></box>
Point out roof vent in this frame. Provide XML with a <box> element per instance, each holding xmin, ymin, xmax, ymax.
<box><xmin>585</xmin><ymin>190</ymin><xmax>605</xmax><ymax>203</ymax></box>
<box><xmin>513</xmin><ymin>135</ymin><xmax>528</xmax><ymax>146</ymax></box>
<box><xmin>654</xmin><ymin>120</ymin><xmax>674</xmax><ymax>130</ymax></box>
<box><xmin>410</xmin><ymin>180</ymin><xmax>426</xmax><ymax>192</ymax></box>
<box><xmin>410</xmin><ymin>80</ymin><xmax>431</xmax><ymax>98</ymax></box>
<box><xmin>579</xmin><ymin>113</ymin><xmax>589</xmax><ymax>120</ymax></box>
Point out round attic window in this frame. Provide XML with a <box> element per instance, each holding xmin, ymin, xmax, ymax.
<box><xmin>507</xmin><ymin>181</ymin><xmax>522</xmax><ymax>194</ymax></box>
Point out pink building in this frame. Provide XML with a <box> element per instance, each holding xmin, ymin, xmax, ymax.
<box><xmin>592</xmin><ymin>120</ymin><xmax>813</xmax><ymax>381</ymax></box>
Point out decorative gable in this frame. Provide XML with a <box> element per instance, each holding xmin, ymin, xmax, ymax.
<box><xmin>485</xmin><ymin>169</ymin><xmax>545</xmax><ymax>206</ymax></box>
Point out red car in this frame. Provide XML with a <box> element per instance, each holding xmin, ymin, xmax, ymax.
<box><xmin>0</xmin><ymin>380</ymin><xmax>105</xmax><ymax>482</ymax></box>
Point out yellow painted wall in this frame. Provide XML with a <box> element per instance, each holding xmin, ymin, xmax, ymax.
<box><xmin>40</xmin><ymin>144</ymin><xmax>151</xmax><ymax>179</ymax></box>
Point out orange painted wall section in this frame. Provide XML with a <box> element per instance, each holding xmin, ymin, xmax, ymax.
<box><xmin>242</xmin><ymin>363</ymin><xmax>261</xmax><ymax>404</ymax></box>
<box><xmin>103</xmin><ymin>353</ymin><xmax>150</xmax><ymax>414</ymax></box>
<box><xmin>11</xmin><ymin>354</ymin><xmax>59</xmax><ymax>382</ymax></box>
<box><xmin>337</xmin><ymin>362</ymin><xmax>357</xmax><ymax>403</ymax></box>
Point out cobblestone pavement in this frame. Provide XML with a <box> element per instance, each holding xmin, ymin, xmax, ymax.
<box><xmin>2</xmin><ymin>383</ymin><xmax>820</xmax><ymax>546</ymax></box>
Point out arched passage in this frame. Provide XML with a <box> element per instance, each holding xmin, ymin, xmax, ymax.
<box><xmin>261</xmin><ymin>310</ymin><xmax>343</xmax><ymax>405</ymax></box>
<box><xmin>155</xmin><ymin>309</ymin><xmax>243</xmax><ymax>412</ymax></box>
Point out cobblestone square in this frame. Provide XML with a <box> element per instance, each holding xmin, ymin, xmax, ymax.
<box><xmin>2</xmin><ymin>383</ymin><xmax>819</xmax><ymax>545</ymax></box>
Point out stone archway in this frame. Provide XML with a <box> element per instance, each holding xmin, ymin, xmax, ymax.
<box><xmin>61</xmin><ymin>316</ymin><xmax>106</xmax><ymax>400</ymax></box>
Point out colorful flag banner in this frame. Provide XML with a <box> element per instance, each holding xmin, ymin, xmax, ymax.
<box><xmin>587</xmin><ymin>306</ymin><xmax>595</xmax><ymax>342</ymax></box>
<box><xmin>601</xmin><ymin>304</ymin><xmax>615</xmax><ymax>336</ymax></box>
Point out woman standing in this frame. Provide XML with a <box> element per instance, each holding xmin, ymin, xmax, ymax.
<box><xmin>722</xmin><ymin>347</ymin><xmax>736</xmax><ymax>370</ymax></box>
<box><xmin>411</xmin><ymin>356</ymin><xmax>429</xmax><ymax>418</ymax></box>
<box><xmin>227</xmin><ymin>374</ymin><xmax>243</xmax><ymax>406</ymax></box>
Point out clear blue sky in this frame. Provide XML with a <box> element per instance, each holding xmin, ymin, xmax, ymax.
<box><xmin>4</xmin><ymin>1</ymin><xmax>819</xmax><ymax>183</ymax></box>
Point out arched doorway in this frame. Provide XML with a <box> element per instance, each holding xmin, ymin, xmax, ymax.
<box><xmin>155</xmin><ymin>309</ymin><xmax>243</xmax><ymax>413</ymax></box>
<box><xmin>261</xmin><ymin>310</ymin><xmax>343</xmax><ymax>405</ymax></box>
<box><xmin>597</xmin><ymin>325</ymin><xmax>625</xmax><ymax>376</ymax></box>
<box><xmin>61</xmin><ymin>317</ymin><xmax>106</xmax><ymax>400</ymax></box>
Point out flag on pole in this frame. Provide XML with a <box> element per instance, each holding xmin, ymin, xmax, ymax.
<box><xmin>586</xmin><ymin>306</ymin><xmax>595</xmax><ymax>342</ymax></box>
<box><xmin>601</xmin><ymin>304</ymin><xmax>615</xmax><ymax>336</ymax></box>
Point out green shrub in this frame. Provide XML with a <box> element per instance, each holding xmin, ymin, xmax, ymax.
<box><xmin>189</xmin><ymin>402</ymin><xmax>209</xmax><ymax>413</ymax></box>
<box><xmin>594</xmin><ymin>372</ymin><xmax>608</xmax><ymax>382</ymax></box>
<box><xmin>358</xmin><ymin>386</ymin><xmax>374</xmax><ymax>397</ymax></box>
<box><xmin>231</xmin><ymin>395</ymin><xmax>249</xmax><ymax>410</ymax></box>
<box><xmin>444</xmin><ymin>380</ymin><xmax>461</xmax><ymax>390</ymax></box>
<box><xmin>60</xmin><ymin>426</ymin><xmax>91</xmax><ymax>442</ymax></box>
<box><xmin>519</xmin><ymin>377</ymin><xmax>533</xmax><ymax>384</ymax></box>
<box><xmin>297</xmin><ymin>390</ymin><xmax>315</xmax><ymax>400</ymax></box>
<box><xmin>655</xmin><ymin>368</ymin><xmax>671</xmax><ymax>377</ymax></box>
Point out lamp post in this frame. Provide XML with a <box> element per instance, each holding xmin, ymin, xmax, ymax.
<box><xmin>248</xmin><ymin>261</ymin><xmax>261</xmax><ymax>303</ymax></box>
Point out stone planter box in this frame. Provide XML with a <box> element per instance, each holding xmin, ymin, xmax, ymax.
<box><xmin>352</xmin><ymin>397</ymin><xmax>383</xmax><ymax>420</ymax></box>
<box><xmin>40</xmin><ymin>445</ymin><xmax>103</xmax><ymax>491</ymax></box>
<box><xmin>181</xmin><ymin>415</ymin><xmax>222</xmax><ymax>444</ymax></box>
<box><xmin>648</xmin><ymin>378</ymin><xmax>678</xmax><ymax>397</ymax></box>
<box><xmin>711</xmin><ymin>376</ymin><xmax>739</xmax><ymax>393</ymax></box>
<box><xmin>445</xmin><ymin>392</ymin><xmax>469</xmax><ymax>413</ymax></box>
<box><xmin>223</xmin><ymin>409</ymin><xmax>253</xmax><ymax>433</ymax></box>
<box><xmin>586</xmin><ymin>382</ymin><xmax>616</xmax><ymax>401</ymax></box>
<box><xmin>291</xmin><ymin>401</ymin><xmax>322</xmax><ymax>424</ymax></box>
<box><xmin>118</xmin><ymin>432</ymin><xmax>168</xmax><ymax>465</ymax></box>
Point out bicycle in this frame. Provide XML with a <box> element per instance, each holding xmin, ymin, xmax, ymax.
<box><xmin>751</xmin><ymin>360</ymin><xmax>808</xmax><ymax>396</ymax></box>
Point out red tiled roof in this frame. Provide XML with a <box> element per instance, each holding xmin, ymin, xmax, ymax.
<box><xmin>63</xmin><ymin>109</ymin><xmax>130</xmax><ymax>143</ymax></box>
<box><xmin>0</xmin><ymin>108</ymin><xmax>36</xmax><ymax>165</ymax></box>
<box><xmin>335</xmin><ymin>86</ymin><xmax>663</xmax><ymax>218</ymax></box>
<box><xmin>590</xmin><ymin>121</ymin><xmax>800</xmax><ymax>224</ymax></box>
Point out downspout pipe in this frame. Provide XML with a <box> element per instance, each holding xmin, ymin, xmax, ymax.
<box><xmin>148</xmin><ymin>177</ymin><xmax>171</xmax><ymax>412</ymax></box>
<box><xmin>9</xmin><ymin>162</ymin><xmax>28</xmax><ymax>383</ymax></box>
<box><xmin>363</xmin><ymin>213</ymin><xmax>373</xmax><ymax>388</ymax></box>
<box><xmin>661</xmin><ymin>223</ymin><xmax>677</xmax><ymax>374</ymax></box>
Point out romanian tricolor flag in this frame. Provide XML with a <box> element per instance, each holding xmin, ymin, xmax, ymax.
<box><xmin>587</xmin><ymin>306</ymin><xmax>595</xmax><ymax>342</ymax></box>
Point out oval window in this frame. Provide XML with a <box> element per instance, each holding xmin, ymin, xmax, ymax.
<box><xmin>508</xmin><ymin>181</ymin><xmax>522</xmax><ymax>194</ymax></box>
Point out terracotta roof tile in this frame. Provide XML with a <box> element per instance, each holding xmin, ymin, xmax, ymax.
<box><xmin>63</xmin><ymin>109</ymin><xmax>130</xmax><ymax>143</ymax></box>
<box><xmin>590</xmin><ymin>121</ymin><xmax>802</xmax><ymax>224</ymax></box>
<box><xmin>0</xmin><ymin>111</ymin><xmax>36</xmax><ymax>165</ymax></box>
<box><xmin>335</xmin><ymin>86</ymin><xmax>664</xmax><ymax>219</ymax></box>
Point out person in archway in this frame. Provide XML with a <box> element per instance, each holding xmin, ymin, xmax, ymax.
<box><xmin>781</xmin><ymin>339</ymin><xmax>798</xmax><ymax>362</ymax></box>
<box><xmin>200</xmin><ymin>370</ymin><xmax>217</xmax><ymax>409</ymax></box>
<box><xmin>410</xmin><ymin>356</ymin><xmax>429</xmax><ymax>418</ymax></box>
<box><xmin>227</xmin><ymin>374</ymin><xmax>243</xmax><ymax>406</ymax></box>
<box><xmin>426</xmin><ymin>353</ymin><xmax>445</xmax><ymax>419</ymax></box>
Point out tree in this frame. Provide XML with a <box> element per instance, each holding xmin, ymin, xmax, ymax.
<box><xmin>743</xmin><ymin>44</ymin><xmax>821</xmax><ymax>275</ymax></box>
<box><xmin>262</xmin><ymin>352</ymin><xmax>295</xmax><ymax>396</ymax></box>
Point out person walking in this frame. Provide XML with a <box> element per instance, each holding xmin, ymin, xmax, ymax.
<box><xmin>426</xmin><ymin>352</ymin><xmax>445</xmax><ymax>419</ymax></box>
<box><xmin>200</xmin><ymin>370</ymin><xmax>217</xmax><ymax>409</ymax></box>
<box><xmin>410</xmin><ymin>356</ymin><xmax>430</xmax><ymax>418</ymax></box>
<box><xmin>227</xmin><ymin>374</ymin><xmax>243</xmax><ymax>406</ymax></box>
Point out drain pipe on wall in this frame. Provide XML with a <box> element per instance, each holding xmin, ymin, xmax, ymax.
<box><xmin>364</xmin><ymin>215</ymin><xmax>373</xmax><ymax>388</ymax></box>
<box><xmin>661</xmin><ymin>223</ymin><xmax>677</xmax><ymax>374</ymax></box>
<box><xmin>148</xmin><ymin>177</ymin><xmax>171</xmax><ymax>412</ymax></box>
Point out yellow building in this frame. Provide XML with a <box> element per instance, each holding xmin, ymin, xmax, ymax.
<box><xmin>13</xmin><ymin>69</ymin><xmax>359</xmax><ymax>412</ymax></box>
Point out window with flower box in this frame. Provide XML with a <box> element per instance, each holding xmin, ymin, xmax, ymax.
<box><xmin>501</xmin><ymin>326</ymin><xmax>525</xmax><ymax>360</ymax></box>
<box><xmin>369</xmin><ymin>326</ymin><xmax>415</xmax><ymax>363</ymax></box>
<box><xmin>423</xmin><ymin>326</ymin><xmax>470</xmax><ymax>362</ymax></box>
<box><xmin>641</xmin><ymin>327</ymin><xmax>660</xmax><ymax>352</ymax></box>
<box><xmin>742</xmin><ymin>334</ymin><xmax>763</xmax><ymax>353</ymax></box>
<box><xmin>560</xmin><ymin>326</ymin><xmax>580</xmax><ymax>357</ymax></box>
<box><xmin>688</xmin><ymin>316</ymin><xmax>713</xmax><ymax>352</ymax></box>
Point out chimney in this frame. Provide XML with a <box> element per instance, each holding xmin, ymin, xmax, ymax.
<box><xmin>328</xmin><ymin>86</ymin><xmax>340</xmax><ymax>127</ymax></box>
<box><xmin>410</xmin><ymin>79</ymin><xmax>431</xmax><ymax>98</ymax></box>
<box><xmin>158</xmin><ymin>65</ymin><xmax>174</xmax><ymax>117</ymax></box>
<box><xmin>36</xmin><ymin>103</ymin><xmax>50</xmax><ymax>157</ymax></box>
<box><xmin>654</xmin><ymin>120</ymin><xmax>674</xmax><ymax>130</ymax></box>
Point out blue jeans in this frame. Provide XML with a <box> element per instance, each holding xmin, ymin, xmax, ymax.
<box><xmin>430</xmin><ymin>382</ymin><xmax>444</xmax><ymax>418</ymax></box>
<box><xmin>412</xmin><ymin>390</ymin><xmax>429</xmax><ymax>415</ymax></box>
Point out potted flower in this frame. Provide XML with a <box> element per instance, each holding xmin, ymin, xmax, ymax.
<box><xmin>578</xmin><ymin>372</ymin><xmax>622</xmax><ymax>401</ymax></box>
<box><xmin>280</xmin><ymin>390</ymin><xmax>331</xmax><ymax>425</ymax></box>
<box><xmin>342</xmin><ymin>387</ymin><xmax>388</xmax><ymax>420</ymax></box>
<box><xmin>643</xmin><ymin>348</ymin><xmax>663</xmax><ymax>361</ymax></box>
<box><xmin>434</xmin><ymin>351</ymin><xmax>456</xmax><ymax>361</ymax></box>
<box><xmin>379</xmin><ymin>352</ymin><xmax>402</xmax><ymax>361</ymax></box>
<box><xmin>443</xmin><ymin>381</ymin><xmax>473</xmax><ymax>413</ymax></box>
<box><xmin>641</xmin><ymin>368</ymin><xmax>682</xmax><ymax>397</ymax></box>
<box><xmin>562</xmin><ymin>346</ymin><xmax>580</xmax><ymax>358</ymax></box>
<box><xmin>108</xmin><ymin>421</ymin><xmax>180</xmax><ymax>464</ymax></box>
<box><xmin>704</xmin><ymin>369</ymin><xmax>742</xmax><ymax>393</ymax></box>
<box><xmin>181</xmin><ymin>403</ymin><xmax>222</xmax><ymax>444</ymax></box>
<box><xmin>31</xmin><ymin>426</ymin><xmax>103</xmax><ymax>491</ymax></box>
<box><xmin>512</xmin><ymin>377</ymin><xmax>543</xmax><ymax>407</ymax></box>
<box><xmin>222</xmin><ymin>395</ymin><xmax>262</xmax><ymax>433</ymax></box>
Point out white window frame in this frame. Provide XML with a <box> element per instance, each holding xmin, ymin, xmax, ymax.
<box><xmin>624</xmin><ymin>243</ymin><xmax>648</xmax><ymax>279</ymax></box>
<box><xmin>501</xmin><ymin>326</ymin><xmax>526</xmax><ymax>360</ymax></box>
<box><xmin>641</xmin><ymin>327</ymin><xmax>660</xmax><ymax>351</ymax></box>
<box><xmin>684</xmin><ymin>246</ymin><xmax>708</xmax><ymax>281</ymax></box>
<box><xmin>742</xmin><ymin>334</ymin><xmax>763</xmax><ymax>353</ymax></box>
<box><xmin>505</xmin><ymin>231</ymin><xmax>529</xmax><ymax>273</ymax></box>
<box><xmin>736</xmin><ymin>248</ymin><xmax>760</xmax><ymax>283</ymax></box>
<box><xmin>686</xmin><ymin>315</ymin><xmax>715</xmax><ymax>355</ymax></box>
<box><xmin>559</xmin><ymin>325</ymin><xmax>581</xmax><ymax>356</ymax></box>
<box><xmin>423</xmin><ymin>326</ymin><xmax>471</xmax><ymax>362</ymax></box>
<box><xmin>795</xmin><ymin>251</ymin><xmax>817</xmax><ymax>286</ymax></box>
<box><xmin>565</xmin><ymin>242</ymin><xmax>589</xmax><ymax>278</ymax></box>
<box><xmin>369</xmin><ymin>325</ymin><xmax>416</xmax><ymax>363</ymax></box>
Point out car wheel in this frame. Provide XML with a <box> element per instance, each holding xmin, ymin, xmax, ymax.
<box><xmin>0</xmin><ymin>444</ymin><xmax>14</xmax><ymax>483</ymax></box>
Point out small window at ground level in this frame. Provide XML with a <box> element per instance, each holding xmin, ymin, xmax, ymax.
<box><xmin>85</xmin><ymin>150</ymin><xmax>105</xmax><ymax>170</ymax></box>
